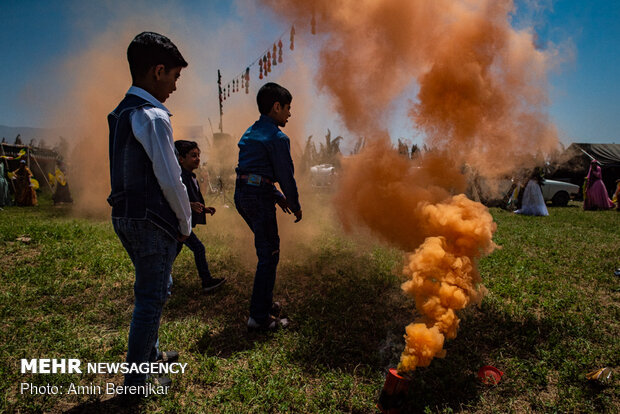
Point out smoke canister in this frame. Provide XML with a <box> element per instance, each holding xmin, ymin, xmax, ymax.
<box><xmin>377</xmin><ymin>368</ymin><xmax>411</xmax><ymax>414</ymax></box>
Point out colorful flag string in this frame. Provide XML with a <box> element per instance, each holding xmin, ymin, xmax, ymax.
<box><xmin>220</xmin><ymin>19</ymin><xmax>311</xmax><ymax>103</ymax></box>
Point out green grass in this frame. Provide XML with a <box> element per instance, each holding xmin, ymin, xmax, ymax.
<box><xmin>0</xmin><ymin>195</ymin><xmax>618</xmax><ymax>413</ymax></box>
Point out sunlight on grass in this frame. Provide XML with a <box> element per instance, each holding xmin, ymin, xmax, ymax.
<box><xmin>1</xmin><ymin>197</ymin><xmax>618</xmax><ymax>413</ymax></box>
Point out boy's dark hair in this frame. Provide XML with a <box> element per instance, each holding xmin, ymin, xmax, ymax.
<box><xmin>174</xmin><ymin>140</ymin><xmax>199</xmax><ymax>158</ymax></box>
<box><xmin>127</xmin><ymin>32</ymin><xmax>188</xmax><ymax>80</ymax></box>
<box><xmin>257</xmin><ymin>82</ymin><xmax>292</xmax><ymax>115</ymax></box>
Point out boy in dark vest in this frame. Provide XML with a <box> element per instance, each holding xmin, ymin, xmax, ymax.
<box><xmin>107</xmin><ymin>32</ymin><xmax>191</xmax><ymax>389</ymax></box>
<box><xmin>174</xmin><ymin>139</ymin><xmax>226</xmax><ymax>293</ymax></box>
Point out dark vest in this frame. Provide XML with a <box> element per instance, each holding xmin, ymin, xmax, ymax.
<box><xmin>180</xmin><ymin>167</ymin><xmax>206</xmax><ymax>227</ymax></box>
<box><xmin>107</xmin><ymin>94</ymin><xmax>179</xmax><ymax>239</ymax></box>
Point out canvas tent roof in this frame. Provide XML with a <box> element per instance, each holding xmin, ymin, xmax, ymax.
<box><xmin>568</xmin><ymin>143</ymin><xmax>620</xmax><ymax>167</ymax></box>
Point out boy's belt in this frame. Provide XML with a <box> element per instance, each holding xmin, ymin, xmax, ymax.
<box><xmin>237</xmin><ymin>174</ymin><xmax>273</xmax><ymax>186</ymax></box>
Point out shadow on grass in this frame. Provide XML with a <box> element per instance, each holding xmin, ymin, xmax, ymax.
<box><xmin>64</xmin><ymin>395</ymin><xmax>144</xmax><ymax>414</ymax></box>
<box><xmin>164</xmin><ymin>268</ymin><xmax>279</xmax><ymax>358</ymax></box>
<box><xmin>399</xmin><ymin>304</ymin><xmax>554</xmax><ymax>412</ymax></box>
<box><xmin>100</xmin><ymin>242</ymin><xmax>562</xmax><ymax>412</ymax></box>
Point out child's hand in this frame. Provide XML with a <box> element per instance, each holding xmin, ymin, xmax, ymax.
<box><xmin>205</xmin><ymin>206</ymin><xmax>216</xmax><ymax>215</ymax></box>
<box><xmin>190</xmin><ymin>202</ymin><xmax>204</xmax><ymax>213</ymax></box>
<box><xmin>276</xmin><ymin>197</ymin><xmax>291</xmax><ymax>214</ymax></box>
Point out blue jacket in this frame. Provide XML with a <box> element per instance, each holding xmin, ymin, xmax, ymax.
<box><xmin>235</xmin><ymin>115</ymin><xmax>300</xmax><ymax>212</ymax></box>
<box><xmin>107</xmin><ymin>94</ymin><xmax>180</xmax><ymax>239</ymax></box>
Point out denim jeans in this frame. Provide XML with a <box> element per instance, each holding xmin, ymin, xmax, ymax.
<box><xmin>176</xmin><ymin>231</ymin><xmax>212</xmax><ymax>283</ymax></box>
<box><xmin>112</xmin><ymin>218</ymin><xmax>177</xmax><ymax>386</ymax></box>
<box><xmin>234</xmin><ymin>182</ymin><xmax>280</xmax><ymax>322</ymax></box>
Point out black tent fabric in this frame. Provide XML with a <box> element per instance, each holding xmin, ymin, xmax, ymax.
<box><xmin>570</xmin><ymin>143</ymin><xmax>620</xmax><ymax>167</ymax></box>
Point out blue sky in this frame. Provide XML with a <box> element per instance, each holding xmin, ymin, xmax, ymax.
<box><xmin>0</xmin><ymin>0</ymin><xmax>618</xmax><ymax>146</ymax></box>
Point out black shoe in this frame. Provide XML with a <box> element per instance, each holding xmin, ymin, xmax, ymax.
<box><xmin>202</xmin><ymin>277</ymin><xmax>226</xmax><ymax>293</ymax></box>
<box><xmin>156</xmin><ymin>351</ymin><xmax>179</xmax><ymax>363</ymax></box>
<box><xmin>247</xmin><ymin>315</ymin><xmax>289</xmax><ymax>333</ymax></box>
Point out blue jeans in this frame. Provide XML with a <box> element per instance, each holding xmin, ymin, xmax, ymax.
<box><xmin>112</xmin><ymin>218</ymin><xmax>177</xmax><ymax>386</ymax></box>
<box><xmin>176</xmin><ymin>231</ymin><xmax>212</xmax><ymax>283</ymax></box>
<box><xmin>234</xmin><ymin>182</ymin><xmax>280</xmax><ymax>322</ymax></box>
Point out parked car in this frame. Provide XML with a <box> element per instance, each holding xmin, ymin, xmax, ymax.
<box><xmin>471</xmin><ymin>176</ymin><xmax>580</xmax><ymax>207</ymax></box>
<box><xmin>540</xmin><ymin>179</ymin><xmax>580</xmax><ymax>206</ymax></box>
<box><xmin>310</xmin><ymin>164</ymin><xmax>336</xmax><ymax>187</ymax></box>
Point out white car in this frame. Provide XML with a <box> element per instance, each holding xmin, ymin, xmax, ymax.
<box><xmin>540</xmin><ymin>179</ymin><xmax>580</xmax><ymax>206</ymax></box>
<box><xmin>473</xmin><ymin>176</ymin><xmax>580</xmax><ymax>207</ymax></box>
<box><xmin>310</xmin><ymin>164</ymin><xmax>336</xmax><ymax>187</ymax></box>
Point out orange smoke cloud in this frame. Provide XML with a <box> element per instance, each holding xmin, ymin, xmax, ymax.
<box><xmin>334</xmin><ymin>141</ymin><xmax>495</xmax><ymax>371</ymax></box>
<box><xmin>264</xmin><ymin>0</ymin><xmax>559</xmax><ymax>371</ymax></box>
<box><xmin>262</xmin><ymin>0</ymin><xmax>558</xmax><ymax>175</ymax></box>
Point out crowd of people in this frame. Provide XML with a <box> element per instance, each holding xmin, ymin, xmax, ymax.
<box><xmin>510</xmin><ymin>161</ymin><xmax>618</xmax><ymax>216</ymax></box>
<box><xmin>0</xmin><ymin>158</ymin><xmax>72</xmax><ymax>208</ymax></box>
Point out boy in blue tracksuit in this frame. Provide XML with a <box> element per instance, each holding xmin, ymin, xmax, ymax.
<box><xmin>174</xmin><ymin>140</ymin><xmax>226</xmax><ymax>293</ymax></box>
<box><xmin>234</xmin><ymin>82</ymin><xmax>302</xmax><ymax>332</ymax></box>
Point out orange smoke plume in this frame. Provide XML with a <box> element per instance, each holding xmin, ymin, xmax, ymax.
<box><xmin>263</xmin><ymin>0</ymin><xmax>558</xmax><ymax>371</ymax></box>
<box><xmin>335</xmin><ymin>141</ymin><xmax>495</xmax><ymax>371</ymax></box>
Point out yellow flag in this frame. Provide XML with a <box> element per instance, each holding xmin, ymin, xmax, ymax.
<box><xmin>31</xmin><ymin>178</ymin><xmax>39</xmax><ymax>190</ymax></box>
<box><xmin>55</xmin><ymin>168</ymin><xmax>66</xmax><ymax>186</ymax></box>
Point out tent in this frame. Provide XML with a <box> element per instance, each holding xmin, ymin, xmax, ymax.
<box><xmin>552</xmin><ymin>143</ymin><xmax>620</xmax><ymax>197</ymax></box>
<box><xmin>0</xmin><ymin>143</ymin><xmax>59</xmax><ymax>193</ymax></box>
<box><xmin>569</xmin><ymin>143</ymin><xmax>620</xmax><ymax>167</ymax></box>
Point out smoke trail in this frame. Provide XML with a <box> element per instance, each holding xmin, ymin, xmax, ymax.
<box><xmin>263</xmin><ymin>0</ymin><xmax>558</xmax><ymax>370</ymax></box>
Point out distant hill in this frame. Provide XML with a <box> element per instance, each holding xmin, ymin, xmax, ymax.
<box><xmin>1</xmin><ymin>124</ymin><xmax>208</xmax><ymax>148</ymax></box>
<box><xmin>0</xmin><ymin>125</ymin><xmax>68</xmax><ymax>146</ymax></box>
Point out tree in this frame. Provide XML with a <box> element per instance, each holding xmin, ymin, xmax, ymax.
<box><xmin>397</xmin><ymin>138</ymin><xmax>409</xmax><ymax>158</ymax></box>
<box><xmin>318</xmin><ymin>129</ymin><xmax>342</xmax><ymax>167</ymax></box>
<box><xmin>350</xmin><ymin>137</ymin><xmax>366</xmax><ymax>155</ymax></box>
<box><xmin>300</xmin><ymin>135</ymin><xmax>318</xmax><ymax>174</ymax></box>
<box><xmin>53</xmin><ymin>136</ymin><xmax>70</xmax><ymax>161</ymax></box>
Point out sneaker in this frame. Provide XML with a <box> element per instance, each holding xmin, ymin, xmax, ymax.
<box><xmin>270</xmin><ymin>301</ymin><xmax>282</xmax><ymax>318</ymax></box>
<box><xmin>156</xmin><ymin>351</ymin><xmax>179</xmax><ymax>363</ymax></box>
<box><xmin>153</xmin><ymin>376</ymin><xmax>172</xmax><ymax>387</ymax></box>
<box><xmin>247</xmin><ymin>315</ymin><xmax>289</xmax><ymax>333</ymax></box>
<box><xmin>202</xmin><ymin>277</ymin><xmax>226</xmax><ymax>293</ymax></box>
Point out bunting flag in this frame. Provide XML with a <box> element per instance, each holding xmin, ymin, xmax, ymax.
<box><xmin>278</xmin><ymin>40</ymin><xmax>283</xmax><ymax>63</ymax></box>
<box><xmin>219</xmin><ymin>21</ymin><xmax>309</xmax><ymax>106</ymax></box>
<box><xmin>290</xmin><ymin>25</ymin><xmax>295</xmax><ymax>50</ymax></box>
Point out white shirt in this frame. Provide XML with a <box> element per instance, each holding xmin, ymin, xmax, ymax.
<box><xmin>126</xmin><ymin>86</ymin><xmax>192</xmax><ymax>236</ymax></box>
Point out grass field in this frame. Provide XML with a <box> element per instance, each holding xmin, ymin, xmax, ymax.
<box><xmin>0</xmin><ymin>193</ymin><xmax>618</xmax><ymax>413</ymax></box>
